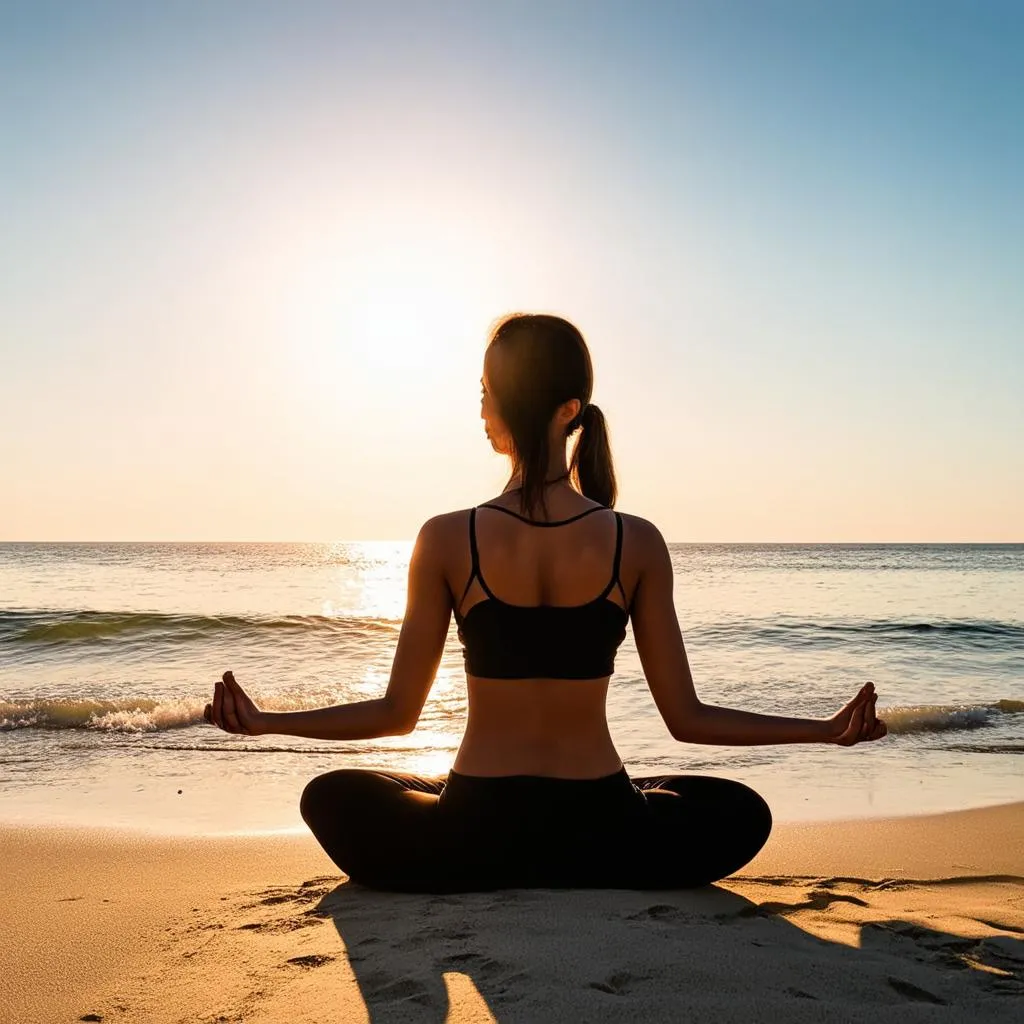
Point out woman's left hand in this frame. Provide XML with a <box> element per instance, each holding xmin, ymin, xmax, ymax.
<box><xmin>204</xmin><ymin>671</ymin><xmax>267</xmax><ymax>735</ymax></box>
<box><xmin>828</xmin><ymin>682</ymin><xmax>887</xmax><ymax>746</ymax></box>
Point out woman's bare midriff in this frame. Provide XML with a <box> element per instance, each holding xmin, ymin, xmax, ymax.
<box><xmin>452</xmin><ymin>676</ymin><xmax>623</xmax><ymax>778</ymax></box>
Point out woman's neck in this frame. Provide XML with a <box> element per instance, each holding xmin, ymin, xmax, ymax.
<box><xmin>502</xmin><ymin>469</ymin><xmax>571</xmax><ymax>494</ymax></box>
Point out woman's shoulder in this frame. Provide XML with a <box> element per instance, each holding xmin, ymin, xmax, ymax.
<box><xmin>616</xmin><ymin>510</ymin><xmax>664</xmax><ymax>537</ymax></box>
<box><xmin>417</xmin><ymin>508</ymin><xmax>474</xmax><ymax>539</ymax></box>
<box><xmin>617</xmin><ymin>511</ymin><xmax>668</xmax><ymax>559</ymax></box>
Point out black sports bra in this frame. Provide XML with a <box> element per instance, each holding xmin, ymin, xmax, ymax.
<box><xmin>454</xmin><ymin>504</ymin><xmax>630</xmax><ymax>680</ymax></box>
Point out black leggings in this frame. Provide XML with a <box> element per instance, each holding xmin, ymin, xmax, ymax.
<box><xmin>300</xmin><ymin>768</ymin><xmax>771</xmax><ymax>893</ymax></box>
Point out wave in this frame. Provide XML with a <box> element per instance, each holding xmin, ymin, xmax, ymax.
<box><xmin>0</xmin><ymin>610</ymin><xmax>402</xmax><ymax>647</ymax></box>
<box><xmin>5</xmin><ymin>608</ymin><xmax>1023</xmax><ymax>659</ymax></box>
<box><xmin>695</xmin><ymin>617</ymin><xmax>1024</xmax><ymax>652</ymax></box>
<box><xmin>0</xmin><ymin>696</ymin><xmax>207</xmax><ymax>732</ymax></box>
<box><xmin>944</xmin><ymin>743</ymin><xmax>1024</xmax><ymax>754</ymax></box>
<box><xmin>881</xmin><ymin>700</ymin><xmax>1024</xmax><ymax>735</ymax></box>
<box><xmin>0</xmin><ymin>691</ymin><xmax>337</xmax><ymax>733</ymax></box>
<box><xmin>4</xmin><ymin>694</ymin><xmax>1021</xmax><ymax>739</ymax></box>
<box><xmin>96</xmin><ymin>741</ymin><xmax>459</xmax><ymax>755</ymax></box>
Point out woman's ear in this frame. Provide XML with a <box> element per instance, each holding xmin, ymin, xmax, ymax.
<box><xmin>558</xmin><ymin>398</ymin><xmax>581</xmax><ymax>428</ymax></box>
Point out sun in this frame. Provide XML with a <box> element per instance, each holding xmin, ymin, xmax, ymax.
<box><xmin>284</xmin><ymin>213</ymin><xmax>506</xmax><ymax>403</ymax></box>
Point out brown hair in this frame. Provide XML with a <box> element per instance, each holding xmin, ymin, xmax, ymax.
<box><xmin>487</xmin><ymin>313</ymin><xmax>617</xmax><ymax>517</ymax></box>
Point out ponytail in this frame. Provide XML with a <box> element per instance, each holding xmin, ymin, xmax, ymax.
<box><xmin>487</xmin><ymin>313</ymin><xmax>614</xmax><ymax>516</ymax></box>
<box><xmin>570</xmin><ymin>403</ymin><xmax>617</xmax><ymax>508</ymax></box>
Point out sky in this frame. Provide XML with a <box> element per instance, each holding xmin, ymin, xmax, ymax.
<box><xmin>1</xmin><ymin>0</ymin><xmax>1021</xmax><ymax>542</ymax></box>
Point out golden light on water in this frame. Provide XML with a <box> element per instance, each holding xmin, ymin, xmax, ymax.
<box><xmin>322</xmin><ymin>541</ymin><xmax>413</xmax><ymax>620</ymax></box>
<box><xmin>407</xmin><ymin>748</ymin><xmax>461</xmax><ymax>777</ymax></box>
<box><xmin>314</xmin><ymin>541</ymin><xmax>468</xmax><ymax>775</ymax></box>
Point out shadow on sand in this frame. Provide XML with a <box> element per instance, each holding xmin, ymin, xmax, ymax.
<box><xmin>272</xmin><ymin>873</ymin><xmax>1024</xmax><ymax>1023</ymax></box>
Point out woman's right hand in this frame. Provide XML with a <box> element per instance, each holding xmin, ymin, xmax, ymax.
<box><xmin>204</xmin><ymin>671</ymin><xmax>267</xmax><ymax>735</ymax></box>
<box><xmin>827</xmin><ymin>681</ymin><xmax>887</xmax><ymax>746</ymax></box>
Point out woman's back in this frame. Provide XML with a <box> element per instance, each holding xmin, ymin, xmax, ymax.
<box><xmin>205</xmin><ymin>312</ymin><xmax>879</xmax><ymax>893</ymax></box>
<box><xmin>443</xmin><ymin>487</ymin><xmax>640</xmax><ymax>778</ymax></box>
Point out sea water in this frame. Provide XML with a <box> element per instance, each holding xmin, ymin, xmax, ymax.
<box><xmin>1</xmin><ymin>542</ymin><xmax>1021</xmax><ymax>834</ymax></box>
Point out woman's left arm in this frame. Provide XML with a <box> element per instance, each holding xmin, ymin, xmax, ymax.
<box><xmin>205</xmin><ymin>517</ymin><xmax>453</xmax><ymax>740</ymax></box>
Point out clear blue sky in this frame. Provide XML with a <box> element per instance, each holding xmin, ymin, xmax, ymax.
<box><xmin>2</xmin><ymin>1</ymin><xmax>1021</xmax><ymax>540</ymax></box>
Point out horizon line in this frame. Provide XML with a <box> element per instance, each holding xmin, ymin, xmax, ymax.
<box><xmin>2</xmin><ymin>539</ymin><xmax>1022</xmax><ymax>547</ymax></box>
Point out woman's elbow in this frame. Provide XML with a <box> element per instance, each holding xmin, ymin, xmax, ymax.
<box><xmin>378</xmin><ymin>695</ymin><xmax>420</xmax><ymax>736</ymax></box>
<box><xmin>665</xmin><ymin>704</ymin><xmax>708</xmax><ymax>743</ymax></box>
<box><xmin>668</xmin><ymin>722</ymin><xmax>698</xmax><ymax>743</ymax></box>
<box><xmin>385</xmin><ymin>703</ymin><xmax>420</xmax><ymax>736</ymax></box>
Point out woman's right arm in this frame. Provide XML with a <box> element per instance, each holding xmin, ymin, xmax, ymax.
<box><xmin>204</xmin><ymin>516</ymin><xmax>455</xmax><ymax>741</ymax></box>
<box><xmin>629</xmin><ymin>519</ymin><xmax>886</xmax><ymax>747</ymax></box>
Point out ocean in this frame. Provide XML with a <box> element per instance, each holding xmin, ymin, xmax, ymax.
<box><xmin>1</xmin><ymin>542</ymin><xmax>1021</xmax><ymax>834</ymax></box>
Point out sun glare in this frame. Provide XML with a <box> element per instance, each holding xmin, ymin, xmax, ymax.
<box><xmin>286</xmin><ymin>213</ymin><xmax>507</xmax><ymax>405</ymax></box>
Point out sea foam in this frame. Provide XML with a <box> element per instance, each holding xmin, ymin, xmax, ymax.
<box><xmin>3</xmin><ymin>696</ymin><xmax>1022</xmax><ymax>737</ymax></box>
<box><xmin>881</xmin><ymin>700</ymin><xmax>1024</xmax><ymax>735</ymax></box>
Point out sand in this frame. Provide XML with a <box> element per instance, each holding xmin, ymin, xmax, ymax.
<box><xmin>2</xmin><ymin>804</ymin><xmax>1022</xmax><ymax>1024</ymax></box>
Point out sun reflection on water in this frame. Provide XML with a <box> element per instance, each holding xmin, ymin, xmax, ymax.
<box><xmin>321</xmin><ymin>541</ymin><xmax>413</xmax><ymax>620</ymax></box>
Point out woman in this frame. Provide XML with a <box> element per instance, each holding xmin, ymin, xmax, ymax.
<box><xmin>205</xmin><ymin>313</ymin><xmax>887</xmax><ymax>893</ymax></box>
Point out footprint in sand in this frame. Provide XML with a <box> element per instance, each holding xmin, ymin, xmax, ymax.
<box><xmin>250</xmin><ymin>881</ymin><xmax>335</xmax><ymax>909</ymax></box>
<box><xmin>784</xmin><ymin>987</ymin><xmax>817</xmax><ymax>1000</ymax></box>
<box><xmin>285</xmin><ymin>954</ymin><xmax>336</xmax><ymax>970</ymax></box>
<box><xmin>442</xmin><ymin>952</ymin><xmax>502</xmax><ymax>976</ymax></box>
<box><xmin>626</xmin><ymin>903</ymin><xmax>686</xmax><ymax>922</ymax></box>
<box><xmin>359</xmin><ymin>971</ymin><xmax>435</xmax><ymax>1006</ymax></box>
<box><xmin>238</xmin><ymin>917</ymin><xmax>322</xmax><ymax>934</ymax></box>
<box><xmin>438</xmin><ymin>951</ymin><xmax>529</xmax><ymax>1000</ymax></box>
<box><xmin>886</xmin><ymin>976</ymin><xmax>948</xmax><ymax>1005</ymax></box>
<box><xmin>588</xmin><ymin>971</ymin><xmax>648</xmax><ymax>996</ymax></box>
<box><xmin>867</xmin><ymin>919</ymin><xmax>1024</xmax><ymax>982</ymax></box>
<box><xmin>726</xmin><ymin>889</ymin><xmax>870</xmax><ymax>920</ymax></box>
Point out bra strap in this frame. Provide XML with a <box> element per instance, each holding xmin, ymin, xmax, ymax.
<box><xmin>459</xmin><ymin>507</ymin><xmax>497</xmax><ymax>605</ymax></box>
<box><xmin>458</xmin><ymin>508</ymin><xmax>480</xmax><ymax>606</ymax></box>
<box><xmin>612</xmin><ymin>512</ymin><xmax>624</xmax><ymax>580</ymax></box>
<box><xmin>599</xmin><ymin>511</ymin><xmax>626</xmax><ymax>601</ymax></box>
<box><xmin>469</xmin><ymin>507</ymin><xmax>481</xmax><ymax>577</ymax></box>
<box><xmin>478</xmin><ymin>503</ymin><xmax>606</xmax><ymax>527</ymax></box>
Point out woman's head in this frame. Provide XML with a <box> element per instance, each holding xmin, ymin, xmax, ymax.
<box><xmin>481</xmin><ymin>313</ymin><xmax>617</xmax><ymax>516</ymax></box>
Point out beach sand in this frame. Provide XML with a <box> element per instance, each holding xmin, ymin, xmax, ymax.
<box><xmin>2</xmin><ymin>804</ymin><xmax>1022</xmax><ymax>1024</ymax></box>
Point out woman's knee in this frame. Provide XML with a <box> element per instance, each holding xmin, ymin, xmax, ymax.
<box><xmin>679</xmin><ymin>777</ymin><xmax>773</xmax><ymax>879</ymax></box>
<box><xmin>299</xmin><ymin>768</ymin><xmax>379</xmax><ymax>827</ymax></box>
<box><xmin>720</xmin><ymin>779</ymin><xmax>772</xmax><ymax>857</ymax></box>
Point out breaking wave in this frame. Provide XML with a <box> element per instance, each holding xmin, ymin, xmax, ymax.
<box><xmin>881</xmin><ymin>700</ymin><xmax>1024</xmax><ymax>735</ymax></box>
<box><xmin>4</xmin><ymin>696</ymin><xmax>1021</xmax><ymax>737</ymax></box>
<box><xmin>0</xmin><ymin>693</ymin><xmax>326</xmax><ymax>733</ymax></box>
